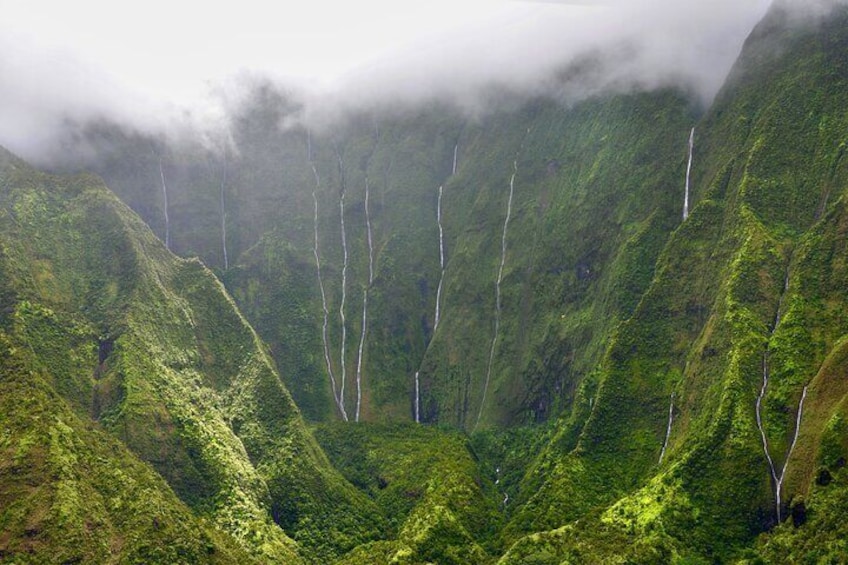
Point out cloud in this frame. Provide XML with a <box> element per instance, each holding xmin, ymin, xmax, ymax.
<box><xmin>0</xmin><ymin>0</ymin><xmax>778</xmax><ymax>162</ymax></box>
<box><xmin>313</xmin><ymin>0</ymin><xmax>772</xmax><ymax>117</ymax></box>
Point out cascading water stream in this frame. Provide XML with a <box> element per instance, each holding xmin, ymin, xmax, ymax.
<box><xmin>659</xmin><ymin>392</ymin><xmax>675</xmax><ymax>464</ymax></box>
<box><xmin>475</xmin><ymin>159</ymin><xmax>517</xmax><ymax>431</ymax></box>
<box><xmin>755</xmin><ymin>267</ymin><xmax>804</xmax><ymax>522</ymax></box>
<box><xmin>774</xmin><ymin>386</ymin><xmax>807</xmax><ymax>521</ymax></box>
<box><xmin>683</xmin><ymin>128</ymin><xmax>694</xmax><ymax>221</ymax></box>
<box><xmin>756</xmin><ymin>352</ymin><xmax>779</xmax><ymax>486</ymax></box>
<box><xmin>355</xmin><ymin>290</ymin><xmax>367</xmax><ymax>423</ymax></box>
<box><xmin>414</xmin><ymin>371</ymin><xmax>421</xmax><ymax>424</ymax></box>
<box><xmin>219</xmin><ymin>158</ymin><xmax>229</xmax><ymax>270</ymax></box>
<box><xmin>365</xmin><ymin>177</ymin><xmax>375</xmax><ymax>285</ymax></box>
<box><xmin>495</xmin><ymin>465</ymin><xmax>509</xmax><ymax>507</ymax></box>
<box><xmin>354</xmin><ymin>176</ymin><xmax>375</xmax><ymax>422</ymax></box>
<box><xmin>433</xmin><ymin>185</ymin><xmax>446</xmax><ymax>333</ymax></box>
<box><xmin>310</xmin><ymin>137</ymin><xmax>346</xmax><ymax>421</ymax></box>
<box><xmin>452</xmin><ymin>143</ymin><xmax>458</xmax><ymax>176</ymax></box>
<box><xmin>337</xmin><ymin>152</ymin><xmax>349</xmax><ymax>419</ymax></box>
<box><xmin>413</xmin><ymin>144</ymin><xmax>459</xmax><ymax>423</ymax></box>
<box><xmin>158</xmin><ymin>157</ymin><xmax>171</xmax><ymax>250</ymax></box>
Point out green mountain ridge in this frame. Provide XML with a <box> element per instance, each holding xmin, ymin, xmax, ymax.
<box><xmin>499</xmin><ymin>4</ymin><xmax>848</xmax><ymax>561</ymax></box>
<box><xmin>3</xmin><ymin>1</ymin><xmax>848</xmax><ymax>562</ymax></box>
<box><xmin>0</xmin><ymin>149</ymin><xmax>384</xmax><ymax>563</ymax></box>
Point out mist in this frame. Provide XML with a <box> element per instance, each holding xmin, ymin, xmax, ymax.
<box><xmin>2</xmin><ymin>0</ymin><xmax>840</xmax><ymax>164</ymax></box>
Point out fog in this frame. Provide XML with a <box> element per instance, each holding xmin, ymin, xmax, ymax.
<box><xmin>1</xmin><ymin>0</ymin><xmax>839</xmax><ymax>163</ymax></box>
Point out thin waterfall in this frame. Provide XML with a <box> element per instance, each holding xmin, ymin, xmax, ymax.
<box><xmin>337</xmin><ymin>152</ymin><xmax>349</xmax><ymax>419</ymax></box>
<box><xmin>355</xmin><ymin>176</ymin><xmax>375</xmax><ymax>422</ymax></box>
<box><xmin>495</xmin><ymin>466</ymin><xmax>509</xmax><ymax>507</ymax></box>
<box><xmin>774</xmin><ymin>386</ymin><xmax>808</xmax><ymax>521</ymax></box>
<box><xmin>414</xmin><ymin>371</ymin><xmax>421</xmax><ymax>423</ymax></box>
<box><xmin>219</xmin><ymin>157</ymin><xmax>229</xmax><ymax>270</ymax></box>
<box><xmin>433</xmin><ymin>185</ymin><xmax>446</xmax><ymax>333</ymax></box>
<box><xmin>756</xmin><ymin>352</ymin><xmax>779</xmax><ymax>487</ymax></box>
<box><xmin>419</xmin><ymin>145</ymin><xmax>458</xmax><ymax>420</ymax></box>
<box><xmin>475</xmin><ymin>159</ymin><xmax>517</xmax><ymax>431</ymax></box>
<box><xmin>659</xmin><ymin>392</ymin><xmax>675</xmax><ymax>464</ymax></box>
<box><xmin>452</xmin><ymin>143</ymin><xmax>459</xmax><ymax>176</ymax></box>
<box><xmin>158</xmin><ymin>157</ymin><xmax>171</xmax><ymax>250</ymax></box>
<box><xmin>365</xmin><ymin>177</ymin><xmax>375</xmax><ymax>284</ymax></box>
<box><xmin>355</xmin><ymin>289</ymin><xmax>367</xmax><ymax>422</ymax></box>
<box><xmin>310</xmin><ymin>137</ymin><xmax>346</xmax><ymax>421</ymax></box>
<box><xmin>755</xmin><ymin>266</ymin><xmax>799</xmax><ymax>521</ymax></box>
<box><xmin>683</xmin><ymin>128</ymin><xmax>694</xmax><ymax>221</ymax></box>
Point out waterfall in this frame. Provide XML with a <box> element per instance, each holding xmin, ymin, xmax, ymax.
<box><xmin>452</xmin><ymin>143</ymin><xmax>459</xmax><ymax>176</ymax></box>
<box><xmin>355</xmin><ymin>176</ymin><xmax>375</xmax><ymax>422</ymax></box>
<box><xmin>337</xmin><ymin>152</ymin><xmax>349</xmax><ymax>419</ymax></box>
<box><xmin>755</xmin><ymin>351</ymin><xmax>778</xmax><ymax>489</ymax></box>
<box><xmin>683</xmin><ymin>128</ymin><xmax>694</xmax><ymax>221</ymax></box>
<box><xmin>414</xmin><ymin>371</ymin><xmax>421</xmax><ymax>423</ymax></box>
<box><xmin>774</xmin><ymin>386</ymin><xmax>807</xmax><ymax>521</ymax></box>
<box><xmin>355</xmin><ymin>290</ymin><xmax>367</xmax><ymax>422</ymax></box>
<box><xmin>659</xmin><ymin>392</ymin><xmax>675</xmax><ymax>464</ymax></box>
<box><xmin>365</xmin><ymin>177</ymin><xmax>375</xmax><ymax>285</ymax></box>
<box><xmin>433</xmin><ymin>185</ymin><xmax>446</xmax><ymax>333</ymax></box>
<box><xmin>417</xmin><ymin>144</ymin><xmax>458</xmax><ymax>420</ymax></box>
<box><xmin>755</xmin><ymin>266</ymin><xmax>805</xmax><ymax>522</ymax></box>
<box><xmin>495</xmin><ymin>465</ymin><xmax>509</xmax><ymax>507</ymax></box>
<box><xmin>158</xmin><ymin>157</ymin><xmax>171</xmax><ymax>250</ymax></box>
<box><xmin>475</xmin><ymin>159</ymin><xmax>517</xmax><ymax>431</ymax></box>
<box><xmin>219</xmin><ymin>158</ymin><xmax>229</xmax><ymax>270</ymax></box>
<box><xmin>310</xmin><ymin>139</ymin><xmax>347</xmax><ymax>421</ymax></box>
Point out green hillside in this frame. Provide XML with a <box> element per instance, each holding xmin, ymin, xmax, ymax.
<box><xmin>4</xmin><ymin>1</ymin><xmax>848</xmax><ymax>563</ymax></box>
<box><xmin>0</xmin><ymin>148</ymin><xmax>385</xmax><ymax>563</ymax></box>
<box><xmin>500</xmin><ymin>3</ymin><xmax>848</xmax><ymax>562</ymax></box>
<box><xmin>67</xmin><ymin>89</ymin><xmax>695</xmax><ymax>432</ymax></box>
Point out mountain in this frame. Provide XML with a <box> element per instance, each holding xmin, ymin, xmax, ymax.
<box><xmin>4</xmin><ymin>0</ymin><xmax>848</xmax><ymax>562</ymax></box>
<box><xmin>0</xmin><ymin>147</ymin><xmax>386</xmax><ymax>563</ymax></box>
<box><xmin>0</xmin><ymin>140</ymin><xmax>511</xmax><ymax>565</ymax></box>
<box><xmin>57</xmin><ymin>87</ymin><xmax>696</xmax><ymax>431</ymax></box>
<box><xmin>501</xmin><ymin>2</ymin><xmax>848</xmax><ymax>561</ymax></box>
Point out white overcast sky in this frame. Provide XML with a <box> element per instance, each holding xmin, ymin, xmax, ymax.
<box><xmin>0</xmin><ymin>0</ymin><xmax>776</xmax><ymax>160</ymax></box>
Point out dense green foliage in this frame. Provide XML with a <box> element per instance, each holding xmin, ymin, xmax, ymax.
<box><xmin>67</xmin><ymin>89</ymin><xmax>694</xmax><ymax>432</ymax></box>
<box><xmin>4</xmin><ymin>1</ymin><xmax>848</xmax><ymax>563</ymax></box>
<box><xmin>0</xmin><ymin>306</ymin><xmax>256</xmax><ymax>563</ymax></box>
<box><xmin>315</xmin><ymin>423</ymin><xmax>500</xmax><ymax>563</ymax></box>
<box><xmin>0</xmin><ymin>149</ymin><xmax>385</xmax><ymax>563</ymax></box>
<box><xmin>497</xmin><ymin>4</ymin><xmax>848</xmax><ymax>562</ymax></box>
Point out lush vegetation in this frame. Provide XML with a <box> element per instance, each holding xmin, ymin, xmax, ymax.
<box><xmin>3</xmin><ymin>2</ymin><xmax>848</xmax><ymax>563</ymax></box>
<box><xmin>0</xmin><ymin>149</ymin><xmax>382</xmax><ymax>563</ymax></box>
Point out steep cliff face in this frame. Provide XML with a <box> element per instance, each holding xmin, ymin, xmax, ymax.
<box><xmin>63</xmin><ymin>89</ymin><xmax>695</xmax><ymax>432</ymax></box>
<box><xmin>0</xmin><ymin>148</ymin><xmax>385</xmax><ymax>563</ymax></box>
<box><xmin>499</xmin><ymin>3</ymin><xmax>848</xmax><ymax>562</ymax></box>
<box><xmin>9</xmin><ymin>1</ymin><xmax>848</xmax><ymax>563</ymax></box>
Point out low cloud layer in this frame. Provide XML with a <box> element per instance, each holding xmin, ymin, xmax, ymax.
<box><xmin>1</xmin><ymin>0</ymin><xmax>837</xmax><ymax>163</ymax></box>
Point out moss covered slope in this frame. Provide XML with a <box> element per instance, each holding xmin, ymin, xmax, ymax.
<box><xmin>499</xmin><ymin>3</ymin><xmax>848</xmax><ymax>562</ymax></box>
<box><xmin>69</xmin><ymin>87</ymin><xmax>694</xmax><ymax>434</ymax></box>
<box><xmin>0</xmin><ymin>148</ymin><xmax>385</xmax><ymax>563</ymax></box>
<box><xmin>315</xmin><ymin>423</ymin><xmax>501</xmax><ymax>564</ymax></box>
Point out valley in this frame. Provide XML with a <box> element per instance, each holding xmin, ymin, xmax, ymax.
<box><xmin>2</xmin><ymin>1</ymin><xmax>848</xmax><ymax>563</ymax></box>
